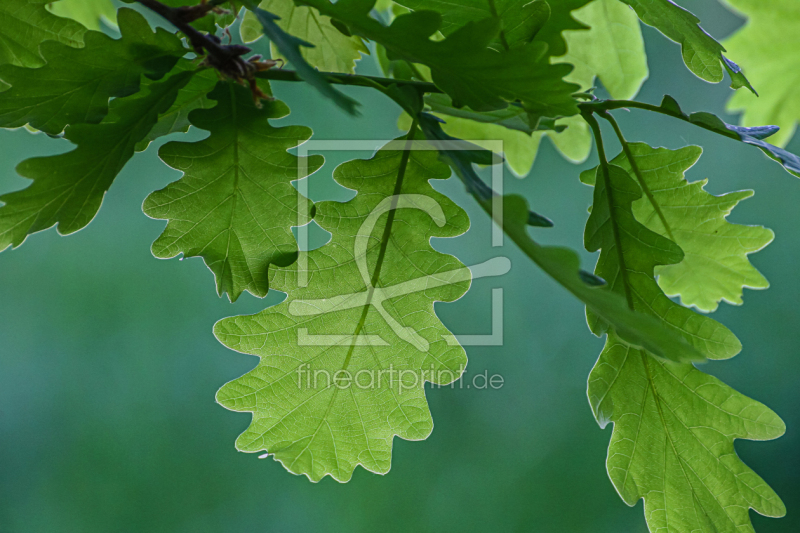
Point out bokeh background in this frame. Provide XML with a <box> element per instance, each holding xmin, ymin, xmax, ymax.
<box><xmin>1</xmin><ymin>2</ymin><xmax>797</xmax><ymax>532</ymax></box>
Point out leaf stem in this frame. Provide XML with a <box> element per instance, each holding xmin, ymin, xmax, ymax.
<box><xmin>582</xmin><ymin>110</ymin><xmax>636</xmax><ymax>310</ymax></box>
<box><xmin>599</xmin><ymin>111</ymin><xmax>676</xmax><ymax>242</ymax></box>
<box><xmin>580</xmin><ymin>99</ymin><xmax>739</xmax><ymax>140</ymax></box>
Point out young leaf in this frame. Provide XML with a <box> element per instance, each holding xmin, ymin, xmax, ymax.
<box><xmin>297</xmin><ymin>0</ymin><xmax>579</xmax><ymax>117</ymax></box>
<box><xmin>599</xmin><ymin>143</ymin><xmax>773</xmax><ymax>313</ymax></box>
<box><xmin>722</xmin><ymin>0</ymin><xmax>800</xmax><ymax>147</ymax></box>
<box><xmin>0</xmin><ymin>8</ymin><xmax>187</xmax><ymax>135</ymax></box>
<box><xmin>588</xmin><ymin>332</ymin><xmax>785</xmax><ymax>533</ymax></box>
<box><xmin>0</xmin><ymin>0</ymin><xmax>86</xmax><ymax>68</ymax></box>
<box><xmin>215</xmin><ymin>136</ymin><xmax>470</xmax><ymax>481</ymax></box>
<box><xmin>241</xmin><ymin>0</ymin><xmax>367</xmax><ymax>74</ymax></box>
<box><xmin>0</xmin><ymin>70</ymin><xmax>195</xmax><ymax>251</ymax></box>
<box><xmin>620</xmin><ymin>0</ymin><xmax>754</xmax><ymax>92</ymax></box>
<box><xmin>241</xmin><ymin>1</ymin><xmax>360</xmax><ymax>114</ymax></box>
<box><xmin>47</xmin><ymin>0</ymin><xmax>116</xmax><ymax>31</ymax></box>
<box><xmin>143</xmin><ymin>82</ymin><xmax>323</xmax><ymax>302</ymax></box>
<box><xmin>581</xmin><ymin>159</ymin><xmax>741</xmax><ymax>360</ymax></box>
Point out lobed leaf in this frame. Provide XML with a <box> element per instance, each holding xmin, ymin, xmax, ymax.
<box><xmin>722</xmin><ymin>0</ymin><xmax>800</xmax><ymax>148</ymax></box>
<box><xmin>144</xmin><ymin>82</ymin><xmax>323</xmax><ymax>302</ymax></box>
<box><xmin>47</xmin><ymin>0</ymin><xmax>117</xmax><ymax>32</ymax></box>
<box><xmin>216</xmin><ymin>136</ymin><xmax>470</xmax><ymax>481</ymax></box>
<box><xmin>241</xmin><ymin>0</ymin><xmax>368</xmax><ymax>74</ymax></box>
<box><xmin>589</xmin><ymin>332</ymin><xmax>785</xmax><ymax>533</ymax></box>
<box><xmin>582</xmin><ymin>157</ymin><xmax>741</xmax><ymax>360</ymax></box>
<box><xmin>241</xmin><ymin>1</ymin><xmax>361</xmax><ymax>114</ymax></box>
<box><xmin>417</xmin><ymin>113</ymin><xmax>703</xmax><ymax>363</ymax></box>
<box><xmin>394</xmin><ymin>0</ymin><xmax>554</xmax><ymax>51</ymax></box>
<box><xmin>0</xmin><ymin>0</ymin><xmax>86</xmax><ymax>69</ymax></box>
<box><xmin>0</xmin><ymin>8</ymin><xmax>187</xmax><ymax>135</ymax></box>
<box><xmin>413</xmin><ymin>0</ymin><xmax>648</xmax><ymax>176</ymax></box>
<box><xmin>560</xmin><ymin>0</ymin><xmax>648</xmax><ymax>101</ymax></box>
<box><xmin>296</xmin><ymin>0</ymin><xmax>579</xmax><ymax>118</ymax></box>
<box><xmin>620</xmin><ymin>0</ymin><xmax>754</xmax><ymax>92</ymax></box>
<box><xmin>0</xmin><ymin>70</ymin><xmax>195</xmax><ymax>251</ymax></box>
<box><xmin>590</xmin><ymin>143</ymin><xmax>773</xmax><ymax>313</ymax></box>
<box><xmin>135</xmin><ymin>60</ymin><xmax>219</xmax><ymax>152</ymax></box>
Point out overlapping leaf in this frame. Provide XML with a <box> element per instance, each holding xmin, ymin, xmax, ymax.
<box><xmin>241</xmin><ymin>0</ymin><xmax>367</xmax><ymax>73</ymax></box>
<box><xmin>416</xmin><ymin>113</ymin><xmax>702</xmax><ymax>363</ymax></box>
<box><xmin>395</xmin><ymin>0</ymin><xmax>552</xmax><ymax>51</ymax></box>
<box><xmin>588</xmin><ymin>331</ymin><xmax>785</xmax><ymax>533</ymax></box>
<box><xmin>583</xmin><ymin>146</ymin><xmax>784</xmax><ymax>532</ymax></box>
<box><xmin>48</xmin><ymin>0</ymin><xmax>116</xmax><ymax>31</ymax></box>
<box><xmin>0</xmin><ymin>70</ymin><xmax>195</xmax><ymax>251</ymax></box>
<box><xmin>581</xmin><ymin>157</ymin><xmax>740</xmax><ymax>359</ymax></box>
<box><xmin>143</xmin><ymin>82</ymin><xmax>322</xmax><ymax>302</ymax></box>
<box><xmin>722</xmin><ymin>0</ymin><xmax>800</xmax><ymax>148</ymax></box>
<box><xmin>600</xmin><ymin>143</ymin><xmax>773</xmax><ymax>312</ymax></box>
<box><xmin>297</xmin><ymin>0</ymin><xmax>579</xmax><ymax>117</ymax></box>
<box><xmin>414</xmin><ymin>0</ymin><xmax>647</xmax><ymax>176</ymax></box>
<box><xmin>561</xmin><ymin>0</ymin><xmax>648</xmax><ymax>101</ymax></box>
<box><xmin>396</xmin><ymin>0</ymin><xmax>590</xmax><ymax>57</ymax></box>
<box><xmin>0</xmin><ymin>0</ymin><xmax>86</xmax><ymax>68</ymax></box>
<box><xmin>620</xmin><ymin>0</ymin><xmax>753</xmax><ymax>91</ymax></box>
<box><xmin>242</xmin><ymin>1</ymin><xmax>360</xmax><ymax>114</ymax></box>
<box><xmin>0</xmin><ymin>8</ymin><xmax>186</xmax><ymax>135</ymax></box>
<box><xmin>135</xmin><ymin>60</ymin><xmax>219</xmax><ymax>152</ymax></box>
<box><xmin>215</xmin><ymin>136</ymin><xmax>470</xmax><ymax>481</ymax></box>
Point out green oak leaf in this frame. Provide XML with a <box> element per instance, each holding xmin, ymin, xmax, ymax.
<box><xmin>215</xmin><ymin>135</ymin><xmax>470</xmax><ymax>481</ymax></box>
<box><xmin>409</xmin><ymin>0</ymin><xmax>647</xmax><ymax>176</ymax></box>
<box><xmin>47</xmin><ymin>0</ymin><xmax>116</xmax><ymax>31</ymax></box>
<box><xmin>417</xmin><ymin>113</ymin><xmax>703</xmax><ymax>363</ymax></box>
<box><xmin>394</xmin><ymin>0</ymin><xmax>551</xmax><ymax>50</ymax></box>
<box><xmin>0</xmin><ymin>70</ymin><xmax>195</xmax><ymax>251</ymax></box>
<box><xmin>395</xmin><ymin>0</ymin><xmax>591</xmax><ymax>58</ymax></box>
<box><xmin>297</xmin><ymin>0</ymin><xmax>579</xmax><ymax>116</ymax></box>
<box><xmin>561</xmin><ymin>0</ymin><xmax>648</xmax><ymax>100</ymax></box>
<box><xmin>401</xmin><ymin>100</ymin><xmax>589</xmax><ymax>176</ymax></box>
<box><xmin>722</xmin><ymin>0</ymin><xmax>800</xmax><ymax>148</ymax></box>
<box><xmin>588</xmin><ymin>331</ymin><xmax>785</xmax><ymax>533</ymax></box>
<box><xmin>581</xmin><ymin>159</ymin><xmax>741</xmax><ymax>360</ymax></box>
<box><xmin>241</xmin><ymin>1</ymin><xmax>360</xmax><ymax>114</ymax></box>
<box><xmin>241</xmin><ymin>0</ymin><xmax>367</xmax><ymax>73</ymax></box>
<box><xmin>620</xmin><ymin>0</ymin><xmax>753</xmax><ymax>92</ymax></box>
<box><xmin>143</xmin><ymin>82</ymin><xmax>323</xmax><ymax>302</ymax></box>
<box><xmin>0</xmin><ymin>8</ymin><xmax>187</xmax><ymax>135</ymax></box>
<box><xmin>0</xmin><ymin>0</ymin><xmax>86</xmax><ymax>68</ymax></box>
<box><xmin>135</xmin><ymin>60</ymin><xmax>219</xmax><ymax>152</ymax></box>
<box><xmin>598</xmin><ymin>143</ymin><xmax>773</xmax><ymax>313</ymax></box>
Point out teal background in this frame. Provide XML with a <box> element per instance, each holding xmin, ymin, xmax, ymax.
<box><xmin>0</xmin><ymin>3</ymin><xmax>797</xmax><ymax>532</ymax></box>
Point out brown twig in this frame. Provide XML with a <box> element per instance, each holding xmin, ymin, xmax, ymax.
<box><xmin>136</xmin><ymin>0</ymin><xmax>277</xmax><ymax>105</ymax></box>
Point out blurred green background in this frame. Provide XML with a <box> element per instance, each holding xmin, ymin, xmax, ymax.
<box><xmin>1</xmin><ymin>2</ymin><xmax>797</xmax><ymax>532</ymax></box>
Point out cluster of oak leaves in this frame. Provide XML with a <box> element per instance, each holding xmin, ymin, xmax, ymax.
<box><xmin>1</xmin><ymin>0</ymin><xmax>799</xmax><ymax>531</ymax></box>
